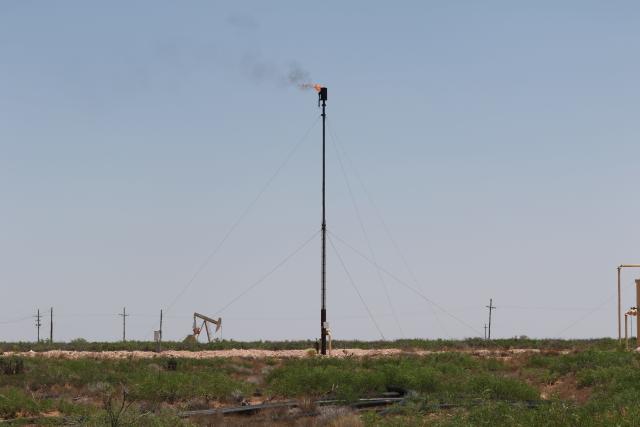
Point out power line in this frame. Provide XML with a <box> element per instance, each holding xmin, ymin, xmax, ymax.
<box><xmin>0</xmin><ymin>315</ymin><xmax>33</xmax><ymax>325</ymax></box>
<box><xmin>329</xmin><ymin>230</ymin><xmax>482</xmax><ymax>336</ymax></box>
<box><xmin>328</xmin><ymin>236</ymin><xmax>386</xmax><ymax>340</ymax></box>
<box><xmin>164</xmin><ymin>116</ymin><xmax>320</xmax><ymax>313</ymax></box>
<box><xmin>499</xmin><ymin>305</ymin><xmax>610</xmax><ymax>311</ymax></box>
<box><xmin>555</xmin><ymin>293</ymin><xmax>616</xmax><ymax>337</ymax></box>
<box><xmin>223</xmin><ymin>313</ymin><xmax>418</xmax><ymax>321</ymax></box>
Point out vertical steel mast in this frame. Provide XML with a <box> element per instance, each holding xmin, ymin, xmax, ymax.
<box><xmin>319</xmin><ymin>87</ymin><xmax>328</xmax><ymax>355</ymax></box>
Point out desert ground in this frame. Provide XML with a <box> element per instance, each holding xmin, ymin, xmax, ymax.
<box><xmin>1</xmin><ymin>338</ymin><xmax>637</xmax><ymax>426</ymax></box>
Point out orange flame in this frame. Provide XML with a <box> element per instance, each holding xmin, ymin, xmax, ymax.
<box><xmin>299</xmin><ymin>83</ymin><xmax>323</xmax><ymax>92</ymax></box>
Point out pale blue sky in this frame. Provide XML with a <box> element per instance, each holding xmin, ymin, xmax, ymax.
<box><xmin>1</xmin><ymin>2</ymin><xmax>639</xmax><ymax>342</ymax></box>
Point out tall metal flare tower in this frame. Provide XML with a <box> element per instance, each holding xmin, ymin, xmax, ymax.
<box><xmin>319</xmin><ymin>86</ymin><xmax>328</xmax><ymax>355</ymax></box>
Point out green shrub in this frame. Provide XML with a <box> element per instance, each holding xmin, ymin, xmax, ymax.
<box><xmin>527</xmin><ymin>351</ymin><xmax>637</xmax><ymax>375</ymax></box>
<box><xmin>0</xmin><ymin>387</ymin><xmax>44</xmax><ymax>418</ymax></box>
<box><xmin>466</xmin><ymin>375</ymin><xmax>539</xmax><ymax>401</ymax></box>
<box><xmin>266</xmin><ymin>354</ymin><xmax>534</xmax><ymax>404</ymax></box>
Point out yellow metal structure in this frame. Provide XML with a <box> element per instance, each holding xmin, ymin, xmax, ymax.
<box><xmin>624</xmin><ymin>308</ymin><xmax>637</xmax><ymax>350</ymax></box>
<box><xmin>616</xmin><ymin>265</ymin><xmax>640</xmax><ymax>342</ymax></box>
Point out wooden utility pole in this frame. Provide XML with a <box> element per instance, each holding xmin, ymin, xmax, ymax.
<box><xmin>618</xmin><ymin>266</ymin><xmax>622</xmax><ymax>342</ymax></box>
<box><xmin>484</xmin><ymin>323</ymin><xmax>488</xmax><ymax>340</ymax></box>
<box><xmin>49</xmin><ymin>307</ymin><xmax>53</xmax><ymax>343</ymax></box>
<box><xmin>486</xmin><ymin>299</ymin><xmax>496</xmax><ymax>340</ymax></box>
<box><xmin>119</xmin><ymin>307</ymin><xmax>129</xmax><ymax>342</ymax></box>
<box><xmin>35</xmin><ymin>309</ymin><xmax>42</xmax><ymax>343</ymax></box>
<box><xmin>156</xmin><ymin>309</ymin><xmax>163</xmax><ymax>353</ymax></box>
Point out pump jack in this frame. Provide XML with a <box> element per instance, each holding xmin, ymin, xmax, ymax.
<box><xmin>192</xmin><ymin>312</ymin><xmax>222</xmax><ymax>343</ymax></box>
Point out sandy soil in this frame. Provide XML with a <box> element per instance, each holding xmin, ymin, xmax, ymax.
<box><xmin>0</xmin><ymin>348</ymin><xmax>567</xmax><ymax>360</ymax></box>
